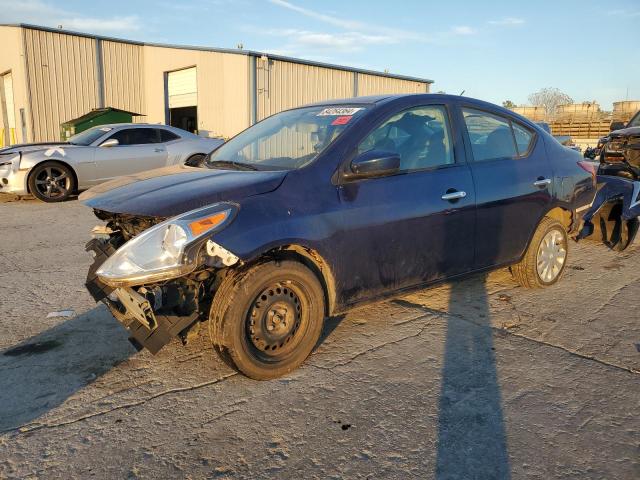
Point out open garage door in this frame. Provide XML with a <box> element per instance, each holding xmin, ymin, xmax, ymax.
<box><xmin>167</xmin><ymin>67</ymin><xmax>197</xmax><ymax>133</ymax></box>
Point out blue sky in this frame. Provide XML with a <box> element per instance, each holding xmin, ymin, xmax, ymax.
<box><xmin>1</xmin><ymin>0</ymin><xmax>637</xmax><ymax>109</ymax></box>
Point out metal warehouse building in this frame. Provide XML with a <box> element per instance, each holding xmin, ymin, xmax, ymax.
<box><xmin>0</xmin><ymin>24</ymin><xmax>433</xmax><ymax>146</ymax></box>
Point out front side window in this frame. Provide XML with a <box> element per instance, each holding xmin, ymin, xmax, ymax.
<box><xmin>205</xmin><ymin>105</ymin><xmax>368</xmax><ymax>170</ymax></box>
<box><xmin>109</xmin><ymin>128</ymin><xmax>160</xmax><ymax>146</ymax></box>
<box><xmin>358</xmin><ymin>105</ymin><xmax>454</xmax><ymax>171</ymax></box>
<box><xmin>462</xmin><ymin>108</ymin><xmax>535</xmax><ymax>161</ymax></box>
<box><xmin>628</xmin><ymin>112</ymin><xmax>640</xmax><ymax>128</ymax></box>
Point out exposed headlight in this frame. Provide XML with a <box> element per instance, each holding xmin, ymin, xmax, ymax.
<box><xmin>96</xmin><ymin>203</ymin><xmax>237</xmax><ymax>287</ymax></box>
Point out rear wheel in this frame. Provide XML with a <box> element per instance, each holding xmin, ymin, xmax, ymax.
<box><xmin>209</xmin><ymin>261</ymin><xmax>325</xmax><ymax>380</ymax></box>
<box><xmin>511</xmin><ymin>217</ymin><xmax>568</xmax><ymax>288</ymax></box>
<box><xmin>28</xmin><ymin>161</ymin><xmax>75</xmax><ymax>202</ymax></box>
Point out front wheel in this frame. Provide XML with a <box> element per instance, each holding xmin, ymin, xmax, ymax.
<box><xmin>209</xmin><ymin>261</ymin><xmax>325</xmax><ymax>380</ymax></box>
<box><xmin>511</xmin><ymin>217</ymin><xmax>568</xmax><ymax>288</ymax></box>
<box><xmin>28</xmin><ymin>161</ymin><xmax>75</xmax><ymax>202</ymax></box>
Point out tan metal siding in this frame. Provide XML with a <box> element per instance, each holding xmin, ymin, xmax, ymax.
<box><xmin>24</xmin><ymin>28</ymin><xmax>98</xmax><ymax>141</ymax></box>
<box><xmin>102</xmin><ymin>40</ymin><xmax>145</xmax><ymax>115</ymax></box>
<box><xmin>143</xmin><ymin>46</ymin><xmax>249</xmax><ymax>138</ymax></box>
<box><xmin>357</xmin><ymin>73</ymin><xmax>428</xmax><ymax>96</ymax></box>
<box><xmin>257</xmin><ymin>59</ymin><xmax>354</xmax><ymax>120</ymax></box>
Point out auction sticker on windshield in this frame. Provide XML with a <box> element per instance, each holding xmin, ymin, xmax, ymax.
<box><xmin>317</xmin><ymin>107</ymin><xmax>364</xmax><ymax>116</ymax></box>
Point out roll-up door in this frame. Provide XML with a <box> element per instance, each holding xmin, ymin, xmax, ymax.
<box><xmin>168</xmin><ymin>67</ymin><xmax>197</xmax><ymax>108</ymax></box>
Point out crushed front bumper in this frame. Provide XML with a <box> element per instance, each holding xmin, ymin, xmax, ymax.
<box><xmin>0</xmin><ymin>162</ymin><xmax>28</xmax><ymax>195</ymax></box>
<box><xmin>85</xmin><ymin>238</ymin><xmax>199</xmax><ymax>354</ymax></box>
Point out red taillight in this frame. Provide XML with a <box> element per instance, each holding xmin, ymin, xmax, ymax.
<box><xmin>577</xmin><ymin>160</ymin><xmax>597</xmax><ymax>182</ymax></box>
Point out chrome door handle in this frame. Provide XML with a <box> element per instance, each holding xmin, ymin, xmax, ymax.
<box><xmin>441</xmin><ymin>191</ymin><xmax>467</xmax><ymax>201</ymax></box>
<box><xmin>533</xmin><ymin>178</ymin><xmax>552</xmax><ymax>187</ymax></box>
<box><xmin>154</xmin><ymin>148</ymin><xmax>164</xmax><ymax>153</ymax></box>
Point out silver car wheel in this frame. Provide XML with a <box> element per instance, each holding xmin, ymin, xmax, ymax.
<box><xmin>34</xmin><ymin>166</ymin><xmax>71</xmax><ymax>199</ymax></box>
<box><xmin>536</xmin><ymin>229</ymin><xmax>567</xmax><ymax>283</ymax></box>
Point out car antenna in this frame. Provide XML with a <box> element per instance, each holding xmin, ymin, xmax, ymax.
<box><xmin>459</xmin><ymin>90</ymin><xmax>466</xmax><ymax>96</ymax></box>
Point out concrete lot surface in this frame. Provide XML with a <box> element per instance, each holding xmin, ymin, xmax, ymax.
<box><xmin>0</xmin><ymin>195</ymin><xmax>638</xmax><ymax>479</ymax></box>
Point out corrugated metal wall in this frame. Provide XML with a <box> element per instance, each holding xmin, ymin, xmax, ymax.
<box><xmin>17</xmin><ymin>26</ymin><xmax>430</xmax><ymax>141</ymax></box>
<box><xmin>357</xmin><ymin>73</ymin><xmax>429</xmax><ymax>96</ymax></box>
<box><xmin>102</xmin><ymin>40</ymin><xmax>145</xmax><ymax>115</ymax></box>
<box><xmin>24</xmin><ymin>28</ymin><xmax>99</xmax><ymax>141</ymax></box>
<box><xmin>256</xmin><ymin>59</ymin><xmax>354</xmax><ymax>121</ymax></box>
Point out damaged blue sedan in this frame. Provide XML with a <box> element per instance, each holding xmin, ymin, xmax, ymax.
<box><xmin>82</xmin><ymin>94</ymin><xmax>597</xmax><ymax>379</ymax></box>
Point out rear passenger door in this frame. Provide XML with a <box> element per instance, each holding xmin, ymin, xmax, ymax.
<box><xmin>93</xmin><ymin>128</ymin><xmax>168</xmax><ymax>181</ymax></box>
<box><xmin>460</xmin><ymin>106</ymin><xmax>552</xmax><ymax>268</ymax></box>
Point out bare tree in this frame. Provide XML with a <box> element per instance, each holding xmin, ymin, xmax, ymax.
<box><xmin>528</xmin><ymin>88</ymin><xmax>573</xmax><ymax>119</ymax></box>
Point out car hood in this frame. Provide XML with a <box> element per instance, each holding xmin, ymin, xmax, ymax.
<box><xmin>0</xmin><ymin>142</ymin><xmax>77</xmax><ymax>155</ymax></box>
<box><xmin>609</xmin><ymin>126</ymin><xmax>640</xmax><ymax>140</ymax></box>
<box><xmin>80</xmin><ymin>164</ymin><xmax>288</xmax><ymax>217</ymax></box>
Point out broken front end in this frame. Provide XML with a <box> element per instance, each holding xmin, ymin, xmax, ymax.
<box><xmin>85</xmin><ymin>204</ymin><xmax>240</xmax><ymax>354</ymax></box>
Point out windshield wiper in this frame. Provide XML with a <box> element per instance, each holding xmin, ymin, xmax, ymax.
<box><xmin>207</xmin><ymin>160</ymin><xmax>259</xmax><ymax>171</ymax></box>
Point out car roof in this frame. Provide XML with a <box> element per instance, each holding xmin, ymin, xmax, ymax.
<box><xmin>307</xmin><ymin>93</ymin><xmax>514</xmax><ymax>111</ymax></box>
<box><xmin>90</xmin><ymin>123</ymin><xmax>177</xmax><ymax>129</ymax></box>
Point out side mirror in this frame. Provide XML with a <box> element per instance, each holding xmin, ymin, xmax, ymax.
<box><xmin>610</xmin><ymin>121</ymin><xmax>626</xmax><ymax>132</ymax></box>
<box><xmin>100</xmin><ymin>138</ymin><xmax>119</xmax><ymax>148</ymax></box>
<box><xmin>346</xmin><ymin>150</ymin><xmax>400</xmax><ymax>179</ymax></box>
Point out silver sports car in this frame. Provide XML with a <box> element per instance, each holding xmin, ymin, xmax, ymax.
<box><xmin>0</xmin><ymin>124</ymin><xmax>223</xmax><ymax>202</ymax></box>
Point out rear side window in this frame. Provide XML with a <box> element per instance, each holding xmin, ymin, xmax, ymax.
<box><xmin>159</xmin><ymin>129</ymin><xmax>180</xmax><ymax>142</ymax></box>
<box><xmin>512</xmin><ymin>123</ymin><xmax>534</xmax><ymax>156</ymax></box>
<box><xmin>109</xmin><ymin>128</ymin><xmax>160</xmax><ymax>146</ymax></box>
<box><xmin>462</xmin><ymin>108</ymin><xmax>535</xmax><ymax>161</ymax></box>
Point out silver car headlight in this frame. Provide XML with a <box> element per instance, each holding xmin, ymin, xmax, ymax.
<box><xmin>97</xmin><ymin>203</ymin><xmax>238</xmax><ymax>287</ymax></box>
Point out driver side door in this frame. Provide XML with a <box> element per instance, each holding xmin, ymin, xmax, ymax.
<box><xmin>333</xmin><ymin>103</ymin><xmax>476</xmax><ymax>306</ymax></box>
<box><xmin>92</xmin><ymin>127</ymin><xmax>168</xmax><ymax>181</ymax></box>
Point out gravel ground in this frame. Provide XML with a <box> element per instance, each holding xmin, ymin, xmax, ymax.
<box><xmin>0</xmin><ymin>194</ymin><xmax>638</xmax><ymax>479</ymax></box>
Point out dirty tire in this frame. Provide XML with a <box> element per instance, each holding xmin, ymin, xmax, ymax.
<box><xmin>184</xmin><ymin>154</ymin><xmax>206</xmax><ymax>168</ymax></box>
<box><xmin>511</xmin><ymin>217</ymin><xmax>568</xmax><ymax>288</ymax></box>
<box><xmin>28</xmin><ymin>161</ymin><xmax>75</xmax><ymax>202</ymax></box>
<box><xmin>209</xmin><ymin>261</ymin><xmax>325</xmax><ymax>380</ymax></box>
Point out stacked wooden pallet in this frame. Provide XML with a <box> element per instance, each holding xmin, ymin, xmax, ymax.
<box><xmin>549</xmin><ymin>119</ymin><xmax>611</xmax><ymax>138</ymax></box>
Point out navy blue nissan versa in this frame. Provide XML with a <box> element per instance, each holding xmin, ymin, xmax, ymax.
<box><xmin>81</xmin><ymin>94</ymin><xmax>596</xmax><ymax>379</ymax></box>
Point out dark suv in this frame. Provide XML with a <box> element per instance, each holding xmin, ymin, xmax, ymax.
<box><xmin>82</xmin><ymin>94</ymin><xmax>595</xmax><ymax>379</ymax></box>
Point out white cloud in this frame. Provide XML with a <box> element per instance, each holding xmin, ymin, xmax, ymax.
<box><xmin>0</xmin><ymin>0</ymin><xmax>142</xmax><ymax>34</ymax></box>
<box><xmin>607</xmin><ymin>9</ymin><xmax>640</xmax><ymax>17</ymax></box>
<box><xmin>261</xmin><ymin>28</ymin><xmax>398</xmax><ymax>52</ymax></box>
<box><xmin>268</xmin><ymin>0</ymin><xmax>431</xmax><ymax>43</ymax></box>
<box><xmin>268</xmin><ymin>0</ymin><xmax>363</xmax><ymax>30</ymax></box>
<box><xmin>488</xmin><ymin>17</ymin><xmax>525</xmax><ymax>26</ymax></box>
<box><xmin>60</xmin><ymin>16</ymin><xmax>141</xmax><ymax>33</ymax></box>
<box><xmin>451</xmin><ymin>26</ymin><xmax>476</xmax><ymax>35</ymax></box>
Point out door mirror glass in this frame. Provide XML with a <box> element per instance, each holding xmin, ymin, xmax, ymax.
<box><xmin>348</xmin><ymin>150</ymin><xmax>400</xmax><ymax>178</ymax></box>
<box><xmin>100</xmin><ymin>138</ymin><xmax>119</xmax><ymax>148</ymax></box>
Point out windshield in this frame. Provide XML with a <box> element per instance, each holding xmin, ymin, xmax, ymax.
<box><xmin>628</xmin><ymin>112</ymin><xmax>640</xmax><ymax>128</ymax></box>
<box><xmin>68</xmin><ymin>126</ymin><xmax>113</xmax><ymax>146</ymax></box>
<box><xmin>205</xmin><ymin>105</ymin><xmax>368</xmax><ymax>170</ymax></box>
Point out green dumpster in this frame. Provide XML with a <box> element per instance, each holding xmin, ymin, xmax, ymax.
<box><xmin>60</xmin><ymin>108</ymin><xmax>142</xmax><ymax>140</ymax></box>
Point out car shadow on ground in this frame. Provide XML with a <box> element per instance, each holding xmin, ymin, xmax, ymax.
<box><xmin>0</xmin><ymin>305</ymin><xmax>135</xmax><ymax>432</ymax></box>
<box><xmin>435</xmin><ymin>273</ymin><xmax>511</xmax><ymax>479</ymax></box>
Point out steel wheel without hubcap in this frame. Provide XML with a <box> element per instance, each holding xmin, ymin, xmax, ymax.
<box><xmin>536</xmin><ymin>229</ymin><xmax>567</xmax><ymax>283</ymax></box>
<box><xmin>246</xmin><ymin>283</ymin><xmax>305</xmax><ymax>361</ymax></box>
